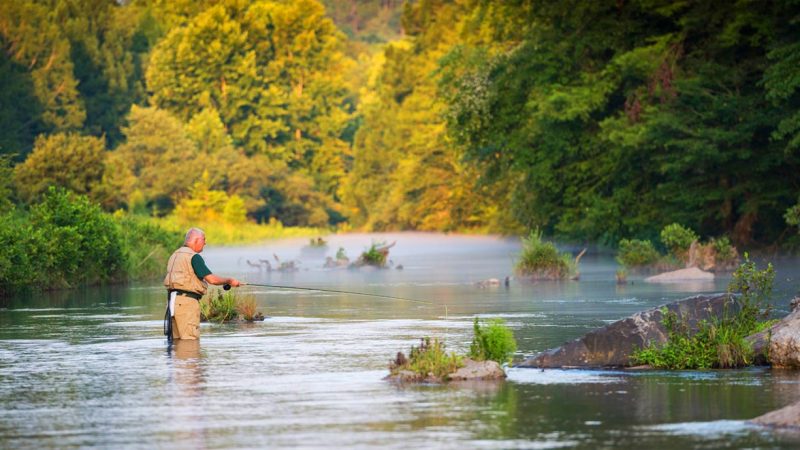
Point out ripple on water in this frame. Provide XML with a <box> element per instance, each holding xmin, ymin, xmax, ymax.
<box><xmin>507</xmin><ymin>368</ymin><xmax>626</xmax><ymax>385</ymax></box>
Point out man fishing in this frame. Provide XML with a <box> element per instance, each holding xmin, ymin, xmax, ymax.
<box><xmin>164</xmin><ymin>228</ymin><xmax>241</xmax><ymax>340</ymax></box>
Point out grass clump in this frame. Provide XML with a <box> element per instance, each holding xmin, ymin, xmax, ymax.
<box><xmin>235</xmin><ymin>294</ymin><xmax>260</xmax><ymax>321</ymax></box>
<box><xmin>514</xmin><ymin>229</ymin><xmax>574</xmax><ymax>280</ymax></box>
<box><xmin>202</xmin><ymin>289</ymin><xmax>265</xmax><ymax>323</ymax></box>
<box><xmin>389</xmin><ymin>337</ymin><xmax>463</xmax><ymax>381</ymax></box>
<box><xmin>632</xmin><ymin>254</ymin><xmax>774</xmax><ymax>369</ymax></box>
<box><xmin>469</xmin><ymin>318</ymin><xmax>517</xmax><ymax>364</ymax></box>
<box><xmin>200</xmin><ymin>290</ymin><xmax>238</xmax><ymax>323</ymax></box>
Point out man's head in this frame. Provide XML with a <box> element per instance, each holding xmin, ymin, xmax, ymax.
<box><xmin>184</xmin><ymin>227</ymin><xmax>206</xmax><ymax>253</ymax></box>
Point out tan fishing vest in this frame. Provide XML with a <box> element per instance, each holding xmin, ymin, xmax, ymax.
<box><xmin>163</xmin><ymin>247</ymin><xmax>208</xmax><ymax>295</ymax></box>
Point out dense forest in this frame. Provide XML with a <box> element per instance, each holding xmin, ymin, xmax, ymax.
<box><xmin>1</xmin><ymin>0</ymin><xmax>799</xmax><ymax>247</ymax></box>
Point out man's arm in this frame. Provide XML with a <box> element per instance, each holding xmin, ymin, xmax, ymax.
<box><xmin>204</xmin><ymin>273</ymin><xmax>241</xmax><ymax>287</ymax></box>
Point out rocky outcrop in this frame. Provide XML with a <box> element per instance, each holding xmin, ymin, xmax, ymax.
<box><xmin>747</xmin><ymin>298</ymin><xmax>800</xmax><ymax>368</ymax></box>
<box><xmin>448</xmin><ymin>359</ymin><xmax>506</xmax><ymax>381</ymax></box>
<box><xmin>517</xmin><ymin>294</ymin><xmax>737</xmax><ymax>368</ymax></box>
<box><xmin>385</xmin><ymin>358</ymin><xmax>506</xmax><ymax>383</ymax></box>
<box><xmin>644</xmin><ymin>267</ymin><xmax>714</xmax><ymax>283</ymax></box>
<box><xmin>751</xmin><ymin>401</ymin><xmax>800</xmax><ymax>429</ymax></box>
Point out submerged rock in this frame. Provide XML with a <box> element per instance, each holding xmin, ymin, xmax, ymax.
<box><xmin>751</xmin><ymin>401</ymin><xmax>800</xmax><ymax>429</ymax></box>
<box><xmin>516</xmin><ymin>294</ymin><xmax>736</xmax><ymax>368</ymax></box>
<box><xmin>645</xmin><ymin>267</ymin><xmax>714</xmax><ymax>283</ymax></box>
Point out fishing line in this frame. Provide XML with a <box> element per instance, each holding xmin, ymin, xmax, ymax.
<box><xmin>230</xmin><ymin>282</ymin><xmax>437</xmax><ymax>306</ymax></box>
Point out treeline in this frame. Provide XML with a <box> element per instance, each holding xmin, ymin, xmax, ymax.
<box><xmin>1</xmin><ymin>0</ymin><xmax>799</xmax><ymax>246</ymax></box>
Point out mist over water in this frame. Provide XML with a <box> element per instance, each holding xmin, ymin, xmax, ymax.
<box><xmin>2</xmin><ymin>233</ymin><xmax>800</xmax><ymax>449</ymax></box>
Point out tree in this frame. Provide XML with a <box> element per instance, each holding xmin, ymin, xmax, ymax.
<box><xmin>14</xmin><ymin>133</ymin><xmax>106</xmax><ymax>202</ymax></box>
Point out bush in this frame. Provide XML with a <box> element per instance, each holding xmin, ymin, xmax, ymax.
<box><xmin>515</xmin><ymin>229</ymin><xmax>574</xmax><ymax>279</ymax></box>
<box><xmin>30</xmin><ymin>187</ymin><xmax>125</xmax><ymax>286</ymax></box>
<box><xmin>632</xmin><ymin>255</ymin><xmax>774</xmax><ymax>369</ymax></box>
<box><xmin>660</xmin><ymin>223</ymin><xmax>698</xmax><ymax>257</ymax></box>
<box><xmin>710</xmin><ymin>236</ymin><xmax>737</xmax><ymax>263</ymax></box>
<box><xmin>469</xmin><ymin>318</ymin><xmax>517</xmax><ymax>364</ymax></box>
<box><xmin>0</xmin><ymin>213</ymin><xmax>49</xmax><ymax>292</ymax></box>
<box><xmin>616</xmin><ymin>238</ymin><xmax>660</xmax><ymax>268</ymax></box>
<box><xmin>390</xmin><ymin>337</ymin><xmax>463</xmax><ymax>380</ymax></box>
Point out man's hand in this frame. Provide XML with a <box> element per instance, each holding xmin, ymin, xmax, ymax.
<box><xmin>228</xmin><ymin>278</ymin><xmax>242</xmax><ymax>288</ymax></box>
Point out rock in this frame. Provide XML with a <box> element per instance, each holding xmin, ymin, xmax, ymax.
<box><xmin>747</xmin><ymin>307</ymin><xmax>800</xmax><ymax>368</ymax></box>
<box><xmin>448</xmin><ymin>359</ymin><xmax>506</xmax><ymax>381</ymax></box>
<box><xmin>751</xmin><ymin>400</ymin><xmax>800</xmax><ymax>429</ymax></box>
<box><xmin>516</xmin><ymin>294</ymin><xmax>737</xmax><ymax>368</ymax></box>
<box><xmin>645</xmin><ymin>267</ymin><xmax>714</xmax><ymax>283</ymax></box>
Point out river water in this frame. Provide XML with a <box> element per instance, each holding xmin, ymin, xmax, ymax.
<box><xmin>2</xmin><ymin>233</ymin><xmax>800</xmax><ymax>449</ymax></box>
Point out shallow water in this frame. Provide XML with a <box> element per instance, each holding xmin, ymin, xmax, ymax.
<box><xmin>2</xmin><ymin>232</ymin><xmax>800</xmax><ymax>449</ymax></box>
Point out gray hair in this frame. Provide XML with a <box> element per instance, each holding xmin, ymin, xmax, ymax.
<box><xmin>184</xmin><ymin>227</ymin><xmax>205</xmax><ymax>245</ymax></box>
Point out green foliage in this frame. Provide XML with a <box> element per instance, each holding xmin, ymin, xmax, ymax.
<box><xmin>616</xmin><ymin>239</ymin><xmax>660</xmax><ymax>268</ymax></box>
<box><xmin>515</xmin><ymin>229</ymin><xmax>573</xmax><ymax>279</ymax></box>
<box><xmin>786</xmin><ymin>201</ymin><xmax>800</xmax><ymax>229</ymax></box>
<box><xmin>115</xmin><ymin>213</ymin><xmax>181</xmax><ymax>280</ymax></box>
<box><xmin>660</xmin><ymin>223</ymin><xmax>698</xmax><ymax>256</ymax></box>
<box><xmin>200</xmin><ymin>289</ymin><xmax>238</xmax><ymax>324</ymax></box>
<box><xmin>632</xmin><ymin>255</ymin><xmax>774</xmax><ymax>369</ymax></box>
<box><xmin>0</xmin><ymin>155</ymin><xmax>13</xmax><ymax>210</ymax></box>
<box><xmin>469</xmin><ymin>318</ymin><xmax>517</xmax><ymax>365</ymax></box>
<box><xmin>710</xmin><ymin>236</ymin><xmax>736</xmax><ymax>263</ymax></box>
<box><xmin>14</xmin><ymin>133</ymin><xmax>106</xmax><ymax>203</ymax></box>
<box><xmin>391</xmin><ymin>337</ymin><xmax>463</xmax><ymax>380</ymax></box>
<box><xmin>360</xmin><ymin>242</ymin><xmax>388</xmax><ymax>266</ymax></box>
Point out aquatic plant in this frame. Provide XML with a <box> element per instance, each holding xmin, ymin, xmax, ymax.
<box><xmin>632</xmin><ymin>255</ymin><xmax>775</xmax><ymax>369</ymax></box>
<box><xmin>358</xmin><ymin>242</ymin><xmax>389</xmax><ymax>267</ymax></box>
<box><xmin>514</xmin><ymin>229</ymin><xmax>574</xmax><ymax>280</ymax></box>
<box><xmin>469</xmin><ymin>318</ymin><xmax>517</xmax><ymax>364</ymax></box>
<box><xmin>201</xmin><ymin>290</ymin><xmax>238</xmax><ymax>323</ymax></box>
<box><xmin>615</xmin><ymin>269</ymin><xmax>627</xmax><ymax>284</ymax></box>
<box><xmin>389</xmin><ymin>337</ymin><xmax>463</xmax><ymax>381</ymax></box>
<box><xmin>616</xmin><ymin>238</ymin><xmax>660</xmax><ymax>268</ymax></box>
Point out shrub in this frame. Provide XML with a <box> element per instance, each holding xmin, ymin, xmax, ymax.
<box><xmin>469</xmin><ymin>318</ymin><xmax>517</xmax><ymax>364</ymax></box>
<box><xmin>390</xmin><ymin>337</ymin><xmax>463</xmax><ymax>380</ymax></box>
<box><xmin>201</xmin><ymin>290</ymin><xmax>238</xmax><ymax>323</ymax></box>
<box><xmin>515</xmin><ymin>229</ymin><xmax>574</xmax><ymax>279</ymax></box>
<box><xmin>30</xmin><ymin>187</ymin><xmax>125</xmax><ymax>285</ymax></box>
<box><xmin>632</xmin><ymin>255</ymin><xmax>774</xmax><ymax>369</ymax></box>
<box><xmin>660</xmin><ymin>223</ymin><xmax>698</xmax><ymax>257</ymax></box>
<box><xmin>710</xmin><ymin>236</ymin><xmax>737</xmax><ymax>263</ymax></box>
<box><xmin>616</xmin><ymin>238</ymin><xmax>660</xmax><ymax>268</ymax></box>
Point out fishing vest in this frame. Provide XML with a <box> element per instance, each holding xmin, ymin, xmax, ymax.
<box><xmin>163</xmin><ymin>247</ymin><xmax>208</xmax><ymax>296</ymax></box>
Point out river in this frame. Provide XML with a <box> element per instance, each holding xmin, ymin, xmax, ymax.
<box><xmin>2</xmin><ymin>232</ymin><xmax>800</xmax><ymax>449</ymax></box>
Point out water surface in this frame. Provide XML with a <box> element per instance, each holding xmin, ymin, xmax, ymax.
<box><xmin>2</xmin><ymin>233</ymin><xmax>800</xmax><ymax>449</ymax></box>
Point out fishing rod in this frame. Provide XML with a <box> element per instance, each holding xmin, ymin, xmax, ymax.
<box><xmin>224</xmin><ymin>282</ymin><xmax>437</xmax><ymax>306</ymax></box>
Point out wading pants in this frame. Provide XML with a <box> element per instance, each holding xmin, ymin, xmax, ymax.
<box><xmin>172</xmin><ymin>295</ymin><xmax>200</xmax><ymax>340</ymax></box>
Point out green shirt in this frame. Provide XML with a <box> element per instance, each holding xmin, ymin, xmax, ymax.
<box><xmin>191</xmin><ymin>253</ymin><xmax>212</xmax><ymax>280</ymax></box>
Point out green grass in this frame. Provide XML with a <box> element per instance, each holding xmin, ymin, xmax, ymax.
<box><xmin>515</xmin><ymin>229</ymin><xmax>574</xmax><ymax>279</ymax></box>
<box><xmin>200</xmin><ymin>290</ymin><xmax>238</xmax><ymax>323</ymax></box>
<box><xmin>390</xmin><ymin>337</ymin><xmax>464</xmax><ymax>380</ymax></box>
<box><xmin>469</xmin><ymin>318</ymin><xmax>517</xmax><ymax>364</ymax></box>
<box><xmin>616</xmin><ymin>238</ymin><xmax>660</xmax><ymax>268</ymax></box>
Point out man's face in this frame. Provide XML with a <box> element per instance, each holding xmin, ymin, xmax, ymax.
<box><xmin>191</xmin><ymin>235</ymin><xmax>206</xmax><ymax>253</ymax></box>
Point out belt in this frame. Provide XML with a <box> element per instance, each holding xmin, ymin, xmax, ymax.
<box><xmin>169</xmin><ymin>289</ymin><xmax>202</xmax><ymax>300</ymax></box>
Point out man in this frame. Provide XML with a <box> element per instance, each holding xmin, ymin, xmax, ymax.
<box><xmin>164</xmin><ymin>228</ymin><xmax>241</xmax><ymax>340</ymax></box>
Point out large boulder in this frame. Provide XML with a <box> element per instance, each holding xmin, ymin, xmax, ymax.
<box><xmin>747</xmin><ymin>298</ymin><xmax>800</xmax><ymax>368</ymax></box>
<box><xmin>750</xmin><ymin>401</ymin><xmax>800</xmax><ymax>429</ymax></box>
<box><xmin>517</xmin><ymin>294</ymin><xmax>737</xmax><ymax>368</ymax></box>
